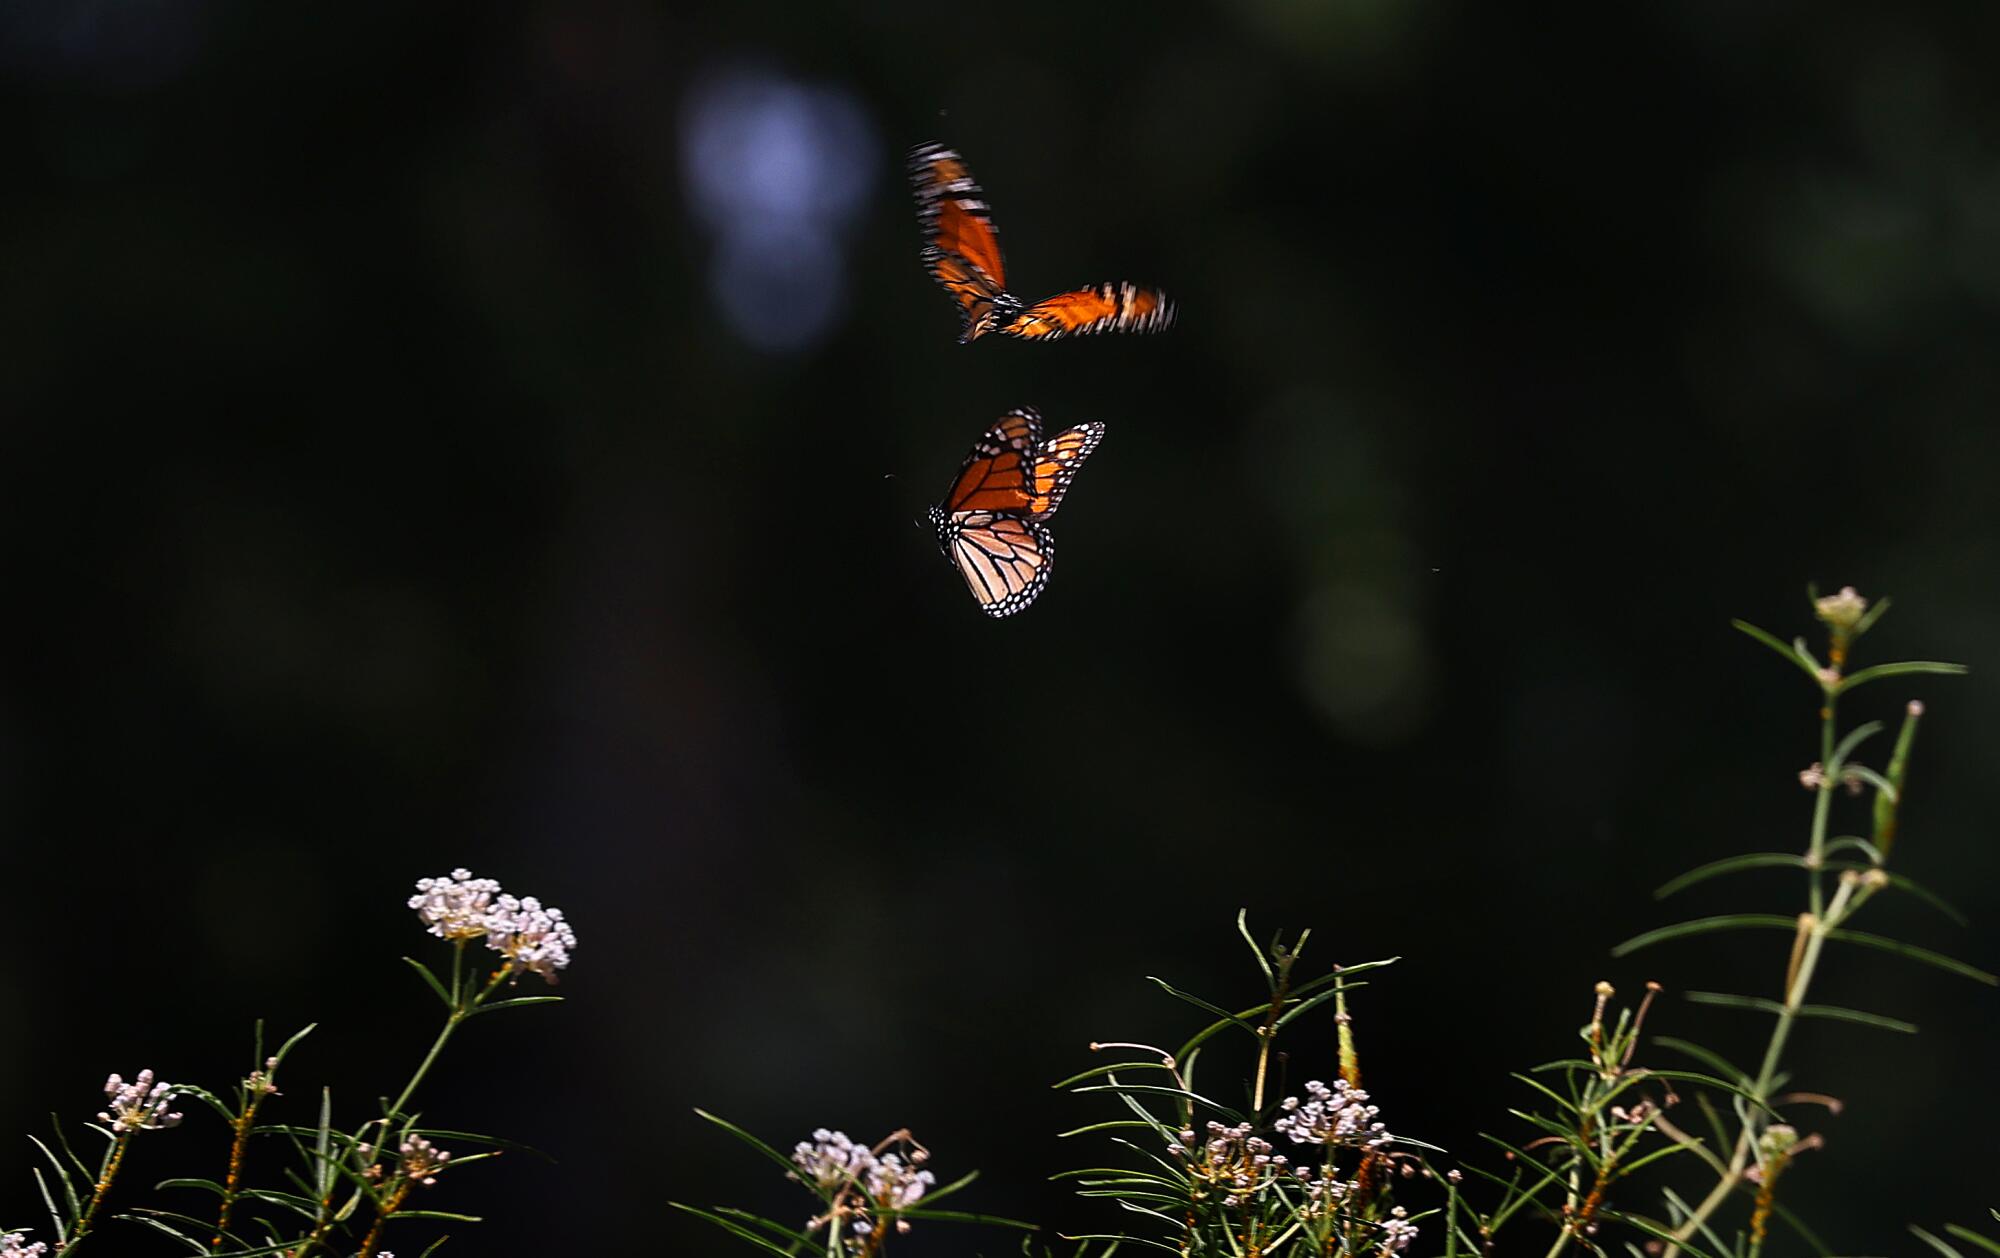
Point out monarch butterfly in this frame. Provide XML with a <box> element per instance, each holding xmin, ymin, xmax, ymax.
<box><xmin>909</xmin><ymin>142</ymin><xmax>1176</xmax><ymax>344</ymax></box>
<box><xmin>928</xmin><ymin>407</ymin><xmax>1106</xmax><ymax>617</ymax></box>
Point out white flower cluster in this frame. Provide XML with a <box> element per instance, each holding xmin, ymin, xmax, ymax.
<box><xmin>1274</xmin><ymin>1079</ymin><xmax>1391</xmax><ymax>1150</ymax></box>
<box><xmin>1171</xmin><ymin>1121</ymin><xmax>1289</xmax><ymax>1208</ymax></box>
<box><xmin>399</xmin><ymin>1134</ymin><xmax>451</xmax><ymax>1187</ymax></box>
<box><xmin>864</xmin><ymin>1150</ymin><xmax>934</xmax><ymax>1211</ymax></box>
<box><xmin>790</xmin><ymin>1129</ymin><xmax>936</xmax><ymax>1242</ymax></box>
<box><xmin>1292</xmin><ymin>1162</ymin><xmax>1355</xmax><ymax>1214</ymax></box>
<box><xmin>98</xmin><ymin>1070</ymin><xmax>182</xmax><ymax>1133</ymax></box>
<box><xmin>1</xmin><ymin>1231</ymin><xmax>48</xmax><ymax>1258</ymax></box>
<box><xmin>1379</xmin><ymin>1205</ymin><xmax>1419</xmax><ymax>1252</ymax></box>
<box><xmin>791</xmin><ymin>1129</ymin><xmax>876</xmax><ymax>1192</ymax></box>
<box><xmin>409</xmin><ymin>869</ymin><xmax>577</xmax><ymax>981</ymax></box>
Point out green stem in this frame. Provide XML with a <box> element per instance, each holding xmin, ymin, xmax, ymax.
<box><xmin>1664</xmin><ymin>693</ymin><xmax>1846</xmax><ymax>1257</ymax></box>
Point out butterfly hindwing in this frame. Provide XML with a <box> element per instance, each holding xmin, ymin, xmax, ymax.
<box><xmin>938</xmin><ymin>511</ymin><xmax>1054</xmax><ymax>618</ymax></box>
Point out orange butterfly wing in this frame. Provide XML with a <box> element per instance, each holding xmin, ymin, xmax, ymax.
<box><xmin>942</xmin><ymin>407</ymin><xmax>1041</xmax><ymax>514</ymax></box>
<box><xmin>930</xmin><ymin>410</ymin><xmax>1103</xmax><ymax>617</ymax></box>
<box><xmin>1004</xmin><ymin>281</ymin><xmax>1176</xmax><ymax>340</ymax></box>
<box><xmin>910</xmin><ymin>143</ymin><xmax>1010</xmax><ymax>340</ymax></box>
<box><xmin>938</xmin><ymin>512</ymin><xmax>1054</xmax><ymax>618</ymax></box>
<box><xmin>1027</xmin><ymin>422</ymin><xmax>1106</xmax><ymax>519</ymax></box>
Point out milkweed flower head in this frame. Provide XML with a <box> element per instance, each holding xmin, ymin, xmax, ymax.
<box><xmin>1</xmin><ymin>1231</ymin><xmax>48</xmax><ymax>1258</ymax></box>
<box><xmin>790</xmin><ymin>1129</ymin><xmax>936</xmax><ymax>1242</ymax></box>
<box><xmin>98</xmin><ymin>1069</ymin><xmax>182</xmax><ymax>1133</ymax></box>
<box><xmin>1813</xmin><ymin>586</ymin><xmax>1868</xmax><ymax>632</ymax></box>
<box><xmin>484</xmin><ymin>894</ymin><xmax>577</xmax><ymax>982</ymax></box>
<box><xmin>398</xmin><ymin>1134</ymin><xmax>452</xmax><ymax>1187</ymax></box>
<box><xmin>1274</xmin><ymin>1078</ymin><xmax>1391</xmax><ymax>1150</ymax></box>
<box><xmin>408</xmin><ymin>870</ymin><xmax>578</xmax><ymax>982</ymax></box>
<box><xmin>1379</xmin><ymin>1205</ymin><xmax>1419</xmax><ymax>1252</ymax></box>
<box><xmin>791</xmin><ymin>1129</ymin><xmax>876</xmax><ymax>1192</ymax></box>
<box><xmin>409</xmin><ymin>868</ymin><xmax>502</xmax><ymax>941</ymax></box>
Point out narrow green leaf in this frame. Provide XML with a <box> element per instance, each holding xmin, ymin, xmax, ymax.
<box><xmin>1732</xmin><ymin>620</ymin><xmax>1820</xmax><ymax>682</ymax></box>
<box><xmin>465</xmin><ymin>995</ymin><xmax>563</xmax><ymax>1017</ymax></box>
<box><xmin>1656</xmin><ymin>854</ymin><xmax>1803</xmax><ymax>900</ymax></box>
<box><xmin>1052</xmin><ymin>1061</ymin><xmax>1175</xmax><ymax>1090</ymax></box>
<box><xmin>1913</xmin><ymin>1226</ymin><xmax>1969</xmax><ymax>1258</ymax></box>
<box><xmin>668</xmin><ymin>1203</ymin><xmax>799</xmax><ymax>1257</ymax></box>
<box><xmin>1824</xmin><ymin>864</ymin><xmax>1966</xmax><ymax>924</ymax></box>
<box><xmin>899</xmin><ymin>1208</ymin><xmax>1037</xmax><ymax>1230</ymax></box>
<box><xmin>1845</xmin><ymin>764</ymin><xmax>1898</xmax><ymax>802</ymax></box>
<box><xmin>1827</xmin><ymin>929</ymin><xmax>1997</xmax><ymax>985</ymax></box>
<box><xmin>1852</xmin><ymin>593</ymin><xmax>1893</xmax><ymax>636</ymax></box>
<box><xmin>1616</xmin><ymin>1206</ymin><xmax>1725</xmax><ymax>1258</ymax></box>
<box><xmin>1684</xmin><ymin>990</ymin><xmax>1784</xmax><ymax>1014</ymax></box>
<box><xmin>1683</xmin><ymin>990</ymin><xmax>1917</xmax><ymax>1031</ymax></box>
<box><xmin>1056</xmin><ymin>1119</ymin><xmax>1157</xmax><ymax>1139</ymax></box>
<box><xmin>1826</xmin><ymin>721</ymin><xmax>1885</xmax><ymax>772</ymax></box>
<box><xmin>31</xmin><ymin>1167</ymin><xmax>67</xmax><ymax>1244</ymax></box>
<box><xmin>154</xmin><ymin>1177</ymin><xmax>227</xmax><ymax>1195</ymax></box>
<box><xmin>1651</xmin><ymin>1036</ymin><xmax>1746</xmax><ymax>1083</ymax></box>
<box><xmin>1797</xmin><ymin>1004</ymin><xmax>1918</xmax><ymax>1033</ymax></box>
<box><xmin>1658</xmin><ymin>1186</ymin><xmax>1728</xmax><ymax>1258</ymax></box>
<box><xmin>1612</xmin><ymin>914</ymin><xmax>1796</xmax><ymax>956</ymax></box>
<box><xmin>709</xmin><ymin>1205</ymin><xmax>820</xmax><ymax>1250</ymax></box>
<box><xmin>1824</xmin><ymin>834</ymin><xmax>1886</xmax><ymax>863</ymax></box>
<box><xmin>1145</xmin><ymin>977</ymin><xmax>1252</xmax><ymax>1031</ymax></box>
<box><xmin>1837</xmin><ymin>660</ymin><xmax>1968</xmax><ymax>695</ymax></box>
<box><xmin>1794</xmin><ymin>635</ymin><xmax>1822</xmax><ymax>670</ymax></box>
<box><xmin>270</xmin><ymin>1022</ymin><xmax>317</xmax><ymax>1068</ymax></box>
<box><xmin>908</xmin><ymin>1168</ymin><xmax>980</xmax><ymax>1211</ymax></box>
<box><xmin>1942</xmin><ymin>1227</ymin><xmax>2000</xmax><ymax>1258</ymax></box>
<box><xmin>401</xmin><ymin>958</ymin><xmax>453</xmax><ymax>1008</ymax></box>
<box><xmin>690</xmin><ymin>1110</ymin><xmax>798</xmax><ymax>1177</ymax></box>
<box><xmin>1236</xmin><ymin>909</ymin><xmax>1273</xmax><ymax>985</ymax></box>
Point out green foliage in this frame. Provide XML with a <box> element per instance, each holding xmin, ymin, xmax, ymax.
<box><xmin>4</xmin><ymin>873</ymin><xmax>570</xmax><ymax>1257</ymax></box>
<box><xmin>602</xmin><ymin>586</ymin><xmax>1998</xmax><ymax>1257</ymax></box>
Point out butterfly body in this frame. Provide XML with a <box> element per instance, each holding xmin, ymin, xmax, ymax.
<box><xmin>929</xmin><ymin>407</ymin><xmax>1105</xmax><ymax>617</ymax></box>
<box><xmin>909</xmin><ymin>142</ymin><xmax>1176</xmax><ymax>343</ymax></box>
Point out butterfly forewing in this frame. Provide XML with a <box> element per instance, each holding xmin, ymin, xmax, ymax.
<box><xmin>942</xmin><ymin>407</ymin><xmax>1042</xmax><ymax>514</ymax></box>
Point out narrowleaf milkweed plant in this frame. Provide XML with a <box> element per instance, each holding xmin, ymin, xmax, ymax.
<box><xmin>682</xmin><ymin>586</ymin><xmax>1991</xmax><ymax>1256</ymax></box>
<box><xmin>3</xmin><ymin>869</ymin><xmax>577</xmax><ymax>1258</ymax></box>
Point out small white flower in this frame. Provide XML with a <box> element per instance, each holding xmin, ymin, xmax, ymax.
<box><xmin>98</xmin><ymin>1070</ymin><xmax>182</xmax><ymax>1133</ymax></box>
<box><xmin>1</xmin><ymin>1231</ymin><xmax>49</xmax><ymax>1258</ymax></box>
<box><xmin>483</xmin><ymin>894</ymin><xmax>577</xmax><ymax>982</ymax></box>
<box><xmin>409</xmin><ymin>868</ymin><xmax>502</xmax><ymax>941</ymax></box>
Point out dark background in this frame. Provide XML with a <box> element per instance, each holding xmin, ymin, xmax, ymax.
<box><xmin>4</xmin><ymin>0</ymin><xmax>1998</xmax><ymax>1252</ymax></box>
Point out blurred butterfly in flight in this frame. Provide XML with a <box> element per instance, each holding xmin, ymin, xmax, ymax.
<box><xmin>929</xmin><ymin>407</ymin><xmax>1105</xmax><ymax>617</ymax></box>
<box><xmin>909</xmin><ymin>142</ymin><xmax>1176</xmax><ymax>343</ymax></box>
